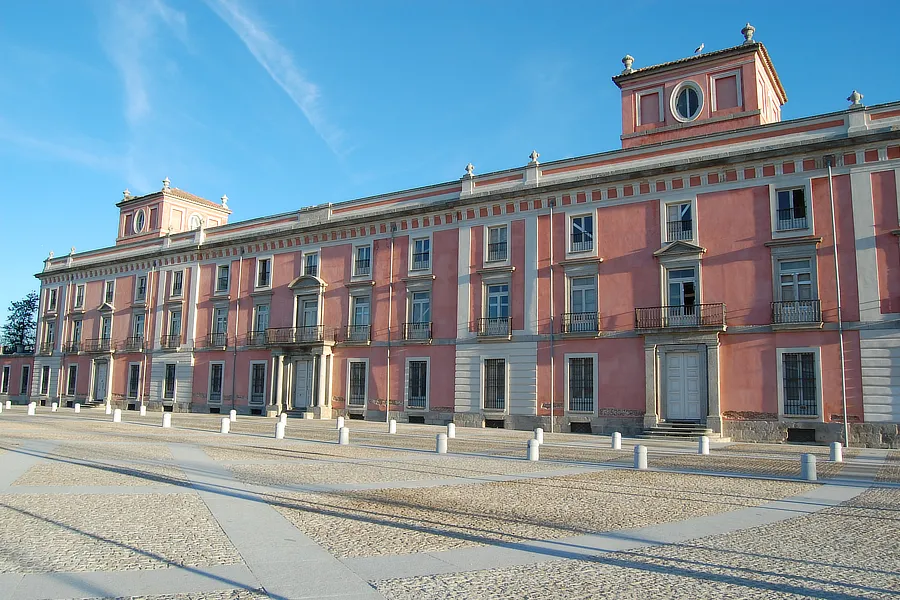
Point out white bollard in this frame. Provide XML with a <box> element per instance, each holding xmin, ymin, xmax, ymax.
<box><xmin>275</xmin><ymin>421</ymin><xmax>285</xmax><ymax>440</ymax></box>
<box><xmin>829</xmin><ymin>442</ymin><xmax>843</xmax><ymax>463</ymax></box>
<box><xmin>229</xmin><ymin>409</ymin><xmax>237</xmax><ymax>423</ymax></box>
<box><xmin>527</xmin><ymin>439</ymin><xmax>540</xmax><ymax>461</ymax></box>
<box><xmin>436</xmin><ymin>433</ymin><xmax>448</xmax><ymax>454</ymax></box>
<box><xmin>634</xmin><ymin>445</ymin><xmax>648</xmax><ymax>470</ymax></box>
<box><xmin>4</xmin><ymin>401</ymin><xmax>10</xmax><ymax>409</ymax></box>
<box><xmin>0</xmin><ymin>403</ymin><xmax>3</xmax><ymax>414</ymax></box>
<box><xmin>27</xmin><ymin>402</ymin><xmax>36</xmax><ymax>416</ymax></box>
<box><xmin>388</xmin><ymin>419</ymin><xmax>397</xmax><ymax>434</ymax></box>
<box><xmin>698</xmin><ymin>436</ymin><xmax>710</xmax><ymax>455</ymax></box>
<box><xmin>74</xmin><ymin>403</ymin><xmax>81</xmax><ymax>413</ymax></box>
<box><xmin>220</xmin><ymin>417</ymin><xmax>230</xmax><ymax>434</ymax></box>
<box><xmin>534</xmin><ymin>427</ymin><xmax>544</xmax><ymax>445</ymax></box>
<box><xmin>336</xmin><ymin>416</ymin><xmax>345</xmax><ymax>430</ymax></box>
<box><xmin>801</xmin><ymin>453</ymin><xmax>817</xmax><ymax>481</ymax></box>
<box><xmin>280</xmin><ymin>412</ymin><xmax>288</xmax><ymax>426</ymax></box>
<box><xmin>447</xmin><ymin>423</ymin><xmax>456</xmax><ymax>439</ymax></box>
<box><xmin>105</xmin><ymin>404</ymin><xmax>112</xmax><ymax>415</ymax></box>
<box><xmin>162</xmin><ymin>413</ymin><xmax>172</xmax><ymax>428</ymax></box>
<box><xmin>611</xmin><ymin>432</ymin><xmax>622</xmax><ymax>450</ymax></box>
<box><xmin>113</xmin><ymin>408</ymin><xmax>122</xmax><ymax>423</ymax></box>
<box><xmin>338</xmin><ymin>426</ymin><xmax>350</xmax><ymax>445</ymax></box>
<box><xmin>51</xmin><ymin>402</ymin><xmax>58</xmax><ymax>412</ymax></box>
<box><xmin>139</xmin><ymin>405</ymin><xmax>147</xmax><ymax>416</ymax></box>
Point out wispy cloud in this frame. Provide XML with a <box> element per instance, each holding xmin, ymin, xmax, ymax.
<box><xmin>0</xmin><ymin>123</ymin><xmax>124</xmax><ymax>173</ymax></box>
<box><xmin>205</xmin><ymin>0</ymin><xmax>346</xmax><ymax>155</ymax></box>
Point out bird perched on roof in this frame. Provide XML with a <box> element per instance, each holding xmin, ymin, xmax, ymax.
<box><xmin>694</xmin><ymin>43</ymin><xmax>704</xmax><ymax>54</ymax></box>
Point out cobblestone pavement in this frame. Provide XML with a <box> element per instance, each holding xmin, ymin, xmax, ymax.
<box><xmin>0</xmin><ymin>409</ymin><xmax>891</xmax><ymax>599</ymax></box>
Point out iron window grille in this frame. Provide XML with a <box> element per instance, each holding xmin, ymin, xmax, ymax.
<box><xmin>349</xmin><ymin>362</ymin><xmax>367</xmax><ymax>406</ymax></box>
<box><xmin>782</xmin><ymin>352</ymin><xmax>818</xmax><ymax>417</ymax></box>
<box><xmin>250</xmin><ymin>364</ymin><xmax>266</xmax><ymax>404</ymax></box>
<box><xmin>483</xmin><ymin>359</ymin><xmax>506</xmax><ymax>410</ymax></box>
<box><xmin>568</xmin><ymin>357</ymin><xmax>594</xmax><ymax>412</ymax></box>
<box><xmin>407</xmin><ymin>361</ymin><xmax>427</xmax><ymax>409</ymax></box>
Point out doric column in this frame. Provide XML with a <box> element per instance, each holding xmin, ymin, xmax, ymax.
<box><xmin>706</xmin><ymin>341</ymin><xmax>723</xmax><ymax>433</ymax></box>
<box><xmin>643</xmin><ymin>343</ymin><xmax>658</xmax><ymax>429</ymax></box>
<box><xmin>275</xmin><ymin>355</ymin><xmax>284</xmax><ymax>412</ymax></box>
<box><xmin>316</xmin><ymin>352</ymin><xmax>327</xmax><ymax>408</ymax></box>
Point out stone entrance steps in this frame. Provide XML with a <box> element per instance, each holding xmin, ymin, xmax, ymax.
<box><xmin>639</xmin><ymin>421</ymin><xmax>727</xmax><ymax>441</ymax></box>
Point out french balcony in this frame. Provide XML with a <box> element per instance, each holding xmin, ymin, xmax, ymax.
<box><xmin>776</xmin><ymin>207</ymin><xmax>808</xmax><ymax>232</ymax></box>
<box><xmin>304</xmin><ymin>264</ymin><xmax>319</xmax><ymax>277</ymax></box>
<box><xmin>354</xmin><ymin>259</ymin><xmax>371</xmax><ymax>277</ymax></box>
<box><xmin>160</xmin><ymin>334</ymin><xmax>181</xmax><ymax>350</ymax></box>
<box><xmin>772</xmin><ymin>300</ymin><xmax>822</xmax><ymax>327</ymax></box>
<box><xmin>121</xmin><ymin>336</ymin><xmax>145</xmax><ymax>352</ymax></box>
<box><xmin>345</xmin><ymin>324</ymin><xmax>371</xmax><ymax>343</ymax></box>
<box><xmin>39</xmin><ymin>341</ymin><xmax>55</xmax><ymax>355</ymax></box>
<box><xmin>204</xmin><ymin>332</ymin><xmax>229</xmax><ymax>349</ymax></box>
<box><xmin>265</xmin><ymin>325</ymin><xmax>335</xmax><ymax>346</ymax></box>
<box><xmin>634</xmin><ymin>303</ymin><xmax>726</xmax><ymax>330</ymax></box>
<box><xmin>561</xmin><ymin>312</ymin><xmax>600</xmax><ymax>334</ymax></box>
<box><xmin>411</xmin><ymin>252</ymin><xmax>431</xmax><ymax>271</ymax></box>
<box><xmin>570</xmin><ymin>238</ymin><xmax>593</xmax><ymax>253</ymax></box>
<box><xmin>83</xmin><ymin>338</ymin><xmax>113</xmax><ymax>353</ymax></box>
<box><xmin>487</xmin><ymin>241</ymin><xmax>508</xmax><ymax>263</ymax></box>
<box><xmin>63</xmin><ymin>341</ymin><xmax>81</xmax><ymax>353</ymax></box>
<box><xmin>404</xmin><ymin>321</ymin><xmax>432</xmax><ymax>341</ymax></box>
<box><xmin>477</xmin><ymin>317</ymin><xmax>511</xmax><ymax>338</ymax></box>
<box><xmin>247</xmin><ymin>330</ymin><xmax>268</xmax><ymax>346</ymax></box>
<box><xmin>666</xmin><ymin>220</ymin><xmax>693</xmax><ymax>242</ymax></box>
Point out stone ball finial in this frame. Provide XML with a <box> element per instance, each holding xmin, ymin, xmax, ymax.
<box><xmin>123</xmin><ymin>188</ymin><xmax>131</xmax><ymax>200</ymax></box>
<box><xmin>47</xmin><ymin>250</ymin><xmax>54</xmax><ymax>260</ymax></box>
<box><xmin>847</xmin><ymin>90</ymin><xmax>864</xmax><ymax>106</ymax></box>
<box><xmin>162</xmin><ymin>177</ymin><xmax>170</xmax><ymax>190</ymax></box>
<box><xmin>465</xmin><ymin>163</ymin><xmax>474</xmax><ymax>177</ymax></box>
<box><xmin>621</xmin><ymin>54</ymin><xmax>634</xmax><ymax>74</ymax></box>
<box><xmin>221</xmin><ymin>194</ymin><xmax>229</xmax><ymax>207</ymax></box>
<box><xmin>528</xmin><ymin>150</ymin><xmax>540</xmax><ymax>165</ymax></box>
<box><xmin>741</xmin><ymin>22</ymin><xmax>756</xmax><ymax>44</ymax></box>
<box><xmin>69</xmin><ymin>247</ymin><xmax>75</xmax><ymax>255</ymax></box>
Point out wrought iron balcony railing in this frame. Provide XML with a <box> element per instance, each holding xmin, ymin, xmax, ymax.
<box><xmin>247</xmin><ymin>330</ymin><xmax>268</xmax><ymax>346</ymax></box>
<box><xmin>63</xmin><ymin>341</ymin><xmax>81</xmax><ymax>353</ymax></box>
<box><xmin>354</xmin><ymin>258</ymin><xmax>371</xmax><ymax>276</ymax></box>
<box><xmin>635</xmin><ymin>303</ymin><xmax>726</xmax><ymax>329</ymax></box>
<box><xmin>487</xmin><ymin>241</ymin><xmax>508</xmax><ymax>262</ymax></box>
<box><xmin>265</xmin><ymin>325</ymin><xmax>334</xmax><ymax>345</ymax></box>
<box><xmin>666</xmin><ymin>220</ymin><xmax>693</xmax><ymax>242</ymax></box>
<box><xmin>83</xmin><ymin>338</ymin><xmax>113</xmax><ymax>353</ymax></box>
<box><xmin>776</xmin><ymin>207</ymin><xmax>808</xmax><ymax>231</ymax></box>
<box><xmin>121</xmin><ymin>336</ymin><xmax>145</xmax><ymax>352</ymax></box>
<box><xmin>772</xmin><ymin>300</ymin><xmax>821</xmax><ymax>324</ymax></box>
<box><xmin>345</xmin><ymin>324</ymin><xmax>371</xmax><ymax>343</ymax></box>
<box><xmin>477</xmin><ymin>317</ymin><xmax>511</xmax><ymax>337</ymax></box>
<box><xmin>404</xmin><ymin>321</ymin><xmax>432</xmax><ymax>341</ymax></box>
<box><xmin>205</xmin><ymin>332</ymin><xmax>228</xmax><ymax>348</ymax></box>
<box><xmin>39</xmin><ymin>341</ymin><xmax>55</xmax><ymax>354</ymax></box>
<box><xmin>570</xmin><ymin>238</ymin><xmax>593</xmax><ymax>252</ymax></box>
<box><xmin>160</xmin><ymin>334</ymin><xmax>181</xmax><ymax>349</ymax></box>
<box><xmin>411</xmin><ymin>252</ymin><xmax>430</xmax><ymax>271</ymax></box>
<box><xmin>561</xmin><ymin>312</ymin><xmax>600</xmax><ymax>334</ymax></box>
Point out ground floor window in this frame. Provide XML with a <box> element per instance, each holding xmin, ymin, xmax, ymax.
<box><xmin>128</xmin><ymin>364</ymin><xmax>141</xmax><ymax>399</ymax></box>
<box><xmin>568</xmin><ymin>357</ymin><xmax>594</xmax><ymax>412</ymax></box>
<box><xmin>348</xmin><ymin>361</ymin><xmax>367</xmax><ymax>406</ymax></box>
<box><xmin>250</xmin><ymin>362</ymin><xmax>267</xmax><ymax>404</ymax></box>
<box><xmin>20</xmin><ymin>366</ymin><xmax>30</xmax><ymax>395</ymax></box>
<box><xmin>40</xmin><ymin>365</ymin><xmax>50</xmax><ymax>395</ymax></box>
<box><xmin>66</xmin><ymin>365</ymin><xmax>77</xmax><ymax>396</ymax></box>
<box><xmin>483</xmin><ymin>358</ymin><xmax>506</xmax><ymax>410</ymax></box>
<box><xmin>782</xmin><ymin>351</ymin><xmax>818</xmax><ymax>417</ymax></box>
<box><xmin>407</xmin><ymin>360</ymin><xmax>427</xmax><ymax>409</ymax></box>
<box><xmin>1</xmin><ymin>366</ymin><xmax>9</xmax><ymax>394</ymax></box>
<box><xmin>164</xmin><ymin>364</ymin><xmax>176</xmax><ymax>399</ymax></box>
<box><xmin>209</xmin><ymin>362</ymin><xmax>224</xmax><ymax>404</ymax></box>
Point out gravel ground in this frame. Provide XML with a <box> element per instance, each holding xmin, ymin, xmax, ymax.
<box><xmin>723</xmin><ymin>443</ymin><xmax>860</xmax><ymax>459</ymax></box>
<box><xmin>12</xmin><ymin>460</ymin><xmax>186</xmax><ymax>486</ymax></box>
<box><xmin>648</xmin><ymin>454</ymin><xmax>844</xmax><ymax>478</ymax></box>
<box><xmin>273</xmin><ymin>470</ymin><xmax>813</xmax><ymax>558</ymax></box>
<box><xmin>51</xmin><ymin>444</ymin><xmax>175</xmax><ymax>462</ymax></box>
<box><xmin>202</xmin><ymin>441</ymin><xmax>408</xmax><ymax>462</ymax></box>
<box><xmin>98</xmin><ymin>591</ymin><xmax>269</xmax><ymax>599</ymax></box>
<box><xmin>876</xmin><ymin>451</ymin><xmax>900</xmax><ymax>483</ymax></box>
<box><xmin>374</xmin><ymin>487</ymin><xmax>900</xmax><ymax>600</ymax></box>
<box><xmin>0</xmin><ymin>494</ymin><xmax>241</xmax><ymax>573</ymax></box>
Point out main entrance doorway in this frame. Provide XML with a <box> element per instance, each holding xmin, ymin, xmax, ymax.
<box><xmin>293</xmin><ymin>359</ymin><xmax>313</xmax><ymax>410</ymax></box>
<box><xmin>665</xmin><ymin>351</ymin><xmax>702</xmax><ymax>421</ymax></box>
<box><xmin>93</xmin><ymin>360</ymin><xmax>109</xmax><ymax>402</ymax></box>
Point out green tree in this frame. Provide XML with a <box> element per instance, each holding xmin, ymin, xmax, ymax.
<box><xmin>2</xmin><ymin>291</ymin><xmax>39</xmax><ymax>352</ymax></box>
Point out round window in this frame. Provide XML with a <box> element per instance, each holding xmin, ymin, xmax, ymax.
<box><xmin>671</xmin><ymin>82</ymin><xmax>703</xmax><ymax>122</ymax></box>
<box><xmin>133</xmin><ymin>209</ymin><xmax>146</xmax><ymax>234</ymax></box>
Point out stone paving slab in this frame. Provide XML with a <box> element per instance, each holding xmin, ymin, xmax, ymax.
<box><xmin>646</xmin><ymin>454</ymin><xmax>845</xmax><ymax>478</ymax></box>
<box><xmin>876</xmin><ymin>450</ymin><xmax>900</xmax><ymax>483</ymax></box>
<box><xmin>722</xmin><ymin>443</ymin><xmax>861</xmax><ymax>459</ymax></box>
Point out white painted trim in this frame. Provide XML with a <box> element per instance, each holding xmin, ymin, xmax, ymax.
<box><xmin>659</xmin><ymin>194</ymin><xmax>699</xmax><ymax>246</ymax></box>
<box><xmin>480</xmin><ymin>355</ymin><xmax>509</xmax><ymax>414</ymax></box>
<box><xmin>404</xmin><ymin>356</ymin><xmax>431</xmax><ymax>411</ymax></box>
<box><xmin>635</xmin><ymin>86</ymin><xmax>664</xmax><ymax>126</ymax></box>
<box><xmin>772</xmin><ymin>252</ymin><xmax>819</xmax><ymax>304</ymax></box>
<box><xmin>566</xmin><ymin>211</ymin><xmax>597</xmax><ymax>257</ymax></box>
<box><xmin>850</xmin><ymin>171</ymin><xmax>881</xmax><ymax>322</ymax></box>
<box><xmin>457</xmin><ymin>227</ymin><xmax>472</xmax><ymax>339</ymax></box>
<box><xmin>103</xmin><ymin>279</ymin><xmax>115</xmax><ymax>304</ymax></box>
<box><xmin>346</xmin><ymin>358</ymin><xmax>369</xmax><ymax>408</ymax></box>
<box><xmin>248</xmin><ymin>360</ymin><xmax>268</xmax><ymax>405</ymax></box>
<box><xmin>133</xmin><ymin>275</ymin><xmax>147</xmax><ymax>303</ymax></box>
<box><xmin>74</xmin><ymin>283</ymin><xmax>86</xmax><ymax>309</ymax></box>
<box><xmin>565</xmin><ymin>272</ymin><xmax>599</xmax><ymax>313</ymax></box>
<box><xmin>254</xmin><ymin>255</ymin><xmax>274</xmax><ymax>290</ymax></box>
<box><xmin>133</xmin><ymin>207</ymin><xmax>148</xmax><ymax>234</ymax></box>
<box><xmin>214</xmin><ymin>263</ymin><xmax>231</xmax><ymax>294</ymax></box>
<box><xmin>670</xmin><ymin>80</ymin><xmax>704</xmax><ymax>123</ymax></box>
<box><xmin>169</xmin><ymin>269</ymin><xmax>185</xmax><ymax>299</ymax></box>
<box><xmin>563</xmin><ymin>353</ymin><xmax>598</xmax><ymax>415</ymax></box>
<box><xmin>709</xmin><ymin>69</ymin><xmax>743</xmax><ymax>112</ymax></box>
<box><xmin>207</xmin><ymin>360</ymin><xmax>226</xmax><ymax>405</ymax></box>
<box><xmin>126</xmin><ymin>362</ymin><xmax>142</xmax><ymax>399</ymax></box>
<box><xmin>523</xmin><ymin>213</ymin><xmax>538</xmax><ymax>336</ymax></box>
<box><xmin>769</xmin><ymin>179</ymin><xmax>815</xmax><ymax>239</ymax></box>
<box><xmin>484</xmin><ymin>222</ymin><xmax>511</xmax><ymax>266</ymax></box>
<box><xmin>351</xmin><ymin>242</ymin><xmax>373</xmax><ymax>279</ymax></box>
<box><xmin>775</xmin><ymin>347</ymin><xmax>824</xmax><ymax>421</ymax></box>
<box><xmin>660</xmin><ymin>260</ymin><xmax>703</xmax><ymax>307</ymax></box>
<box><xmin>301</xmin><ymin>248</ymin><xmax>321</xmax><ymax>277</ymax></box>
<box><xmin>408</xmin><ymin>232</ymin><xmax>433</xmax><ymax>274</ymax></box>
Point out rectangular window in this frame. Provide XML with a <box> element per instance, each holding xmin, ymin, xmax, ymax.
<box><xmin>407</xmin><ymin>360</ymin><xmax>427</xmax><ymax>409</ymax></box>
<box><xmin>566</xmin><ymin>277</ymin><xmax>598</xmax><ymax>332</ymax></box>
<box><xmin>128</xmin><ymin>364</ymin><xmax>140</xmax><ymax>399</ymax></box>
<box><xmin>132</xmin><ymin>313</ymin><xmax>145</xmax><ymax>340</ymax></box>
<box><xmin>74</xmin><ymin>284</ymin><xmax>85</xmax><ymax>308</ymax></box>
<box><xmin>135</xmin><ymin>276</ymin><xmax>147</xmax><ymax>302</ymax></box>
<box><xmin>48</xmin><ymin>289</ymin><xmax>57</xmax><ymax>312</ymax></box>
<box><xmin>487</xmin><ymin>284</ymin><xmax>510</xmax><ymax>318</ymax></box>
<box><xmin>568</xmin><ymin>357</ymin><xmax>594</xmax><ymax>412</ymax></box>
<box><xmin>216</xmin><ymin>265</ymin><xmax>230</xmax><ymax>293</ymax></box>
<box><xmin>349</xmin><ymin>296</ymin><xmax>370</xmax><ymax>342</ymax></box>
<box><xmin>782</xmin><ymin>352</ymin><xmax>817</xmax><ymax>417</ymax></box>
<box><xmin>571</xmin><ymin>215</ymin><xmax>594</xmax><ymax>252</ymax></box>
<box><xmin>67</xmin><ymin>365</ymin><xmax>77</xmax><ymax>396</ymax></box>
<box><xmin>666</xmin><ymin>202</ymin><xmax>693</xmax><ymax>242</ymax></box>
<box><xmin>304</xmin><ymin>252</ymin><xmax>319</xmax><ymax>277</ymax></box>
<box><xmin>411</xmin><ymin>238</ymin><xmax>430</xmax><ymax>270</ymax></box>
<box><xmin>779</xmin><ymin>259</ymin><xmax>813</xmax><ymax>301</ymax></box>
<box><xmin>20</xmin><ymin>365</ymin><xmax>30</xmax><ymax>395</ymax></box>
<box><xmin>487</xmin><ymin>226</ymin><xmax>508</xmax><ymax>262</ymax></box>
<box><xmin>72</xmin><ymin>320</ymin><xmax>82</xmax><ymax>343</ymax></box>
<box><xmin>209</xmin><ymin>362</ymin><xmax>224</xmax><ymax>404</ymax></box>
<box><xmin>40</xmin><ymin>365</ymin><xmax>50</xmax><ymax>395</ymax></box>
<box><xmin>164</xmin><ymin>364</ymin><xmax>176</xmax><ymax>399</ymax></box>
<box><xmin>105</xmin><ymin>281</ymin><xmax>115</xmax><ymax>304</ymax></box>
<box><xmin>169</xmin><ymin>310</ymin><xmax>182</xmax><ymax>337</ymax></box>
<box><xmin>483</xmin><ymin>359</ymin><xmax>506</xmax><ymax>410</ymax></box>
<box><xmin>44</xmin><ymin>321</ymin><xmax>55</xmax><ymax>347</ymax></box>
<box><xmin>1</xmin><ymin>365</ymin><xmax>9</xmax><ymax>394</ymax></box>
<box><xmin>638</xmin><ymin>91</ymin><xmax>662</xmax><ymax>125</ymax></box>
<box><xmin>348</xmin><ymin>361</ymin><xmax>367</xmax><ymax>406</ymax></box>
<box><xmin>100</xmin><ymin>315</ymin><xmax>112</xmax><ymax>340</ymax></box>
<box><xmin>713</xmin><ymin>75</ymin><xmax>739</xmax><ymax>110</ymax></box>
<box><xmin>250</xmin><ymin>362</ymin><xmax>267</xmax><ymax>404</ymax></box>
<box><xmin>257</xmin><ymin>258</ymin><xmax>271</xmax><ymax>288</ymax></box>
<box><xmin>214</xmin><ymin>307</ymin><xmax>228</xmax><ymax>334</ymax></box>
<box><xmin>776</xmin><ymin>188</ymin><xmax>808</xmax><ymax>231</ymax></box>
<box><xmin>666</xmin><ymin>267</ymin><xmax>697</xmax><ymax>325</ymax></box>
<box><xmin>171</xmin><ymin>271</ymin><xmax>184</xmax><ymax>297</ymax></box>
<box><xmin>354</xmin><ymin>246</ymin><xmax>371</xmax><ymax>277</ymax></box>
<box><xmin>253</xmin><ymin>304</ymin><xmax>270</xmax><ymax>333</ymax></box>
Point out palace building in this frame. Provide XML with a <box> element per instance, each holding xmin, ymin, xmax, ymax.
<box><xmin>4</xmin><ymin>25</ymin><xmax>900</xmax><ymax>446</ymax></box>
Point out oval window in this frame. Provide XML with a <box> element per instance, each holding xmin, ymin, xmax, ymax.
<box><xmin>134</xmin><ymin>210</ymin><xmax>146</xmax><ymax>233</ymax></box>
<box><xmin>672</xmin><ymin>82</ymin><xmax>703</xmax><ymax>122</ymax></box>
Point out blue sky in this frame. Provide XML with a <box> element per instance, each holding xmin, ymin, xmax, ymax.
<box><xmin>1</xmin><ymin>0</ymin><xmax>899</xmax><ymax>317</ymax></box>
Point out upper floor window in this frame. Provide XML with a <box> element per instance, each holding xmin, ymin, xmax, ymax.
<box><xmin>487</xmin><ymin>226</ymin><xmax>508</xmax><ymax>262</ymax></box>
<box><xmin>779</xmin><ymin>259</ymin><xmax>813</xmax><ymax>302</ymax></box>
<box><xmin>133</xmin><ymin>209</ymin><xmax>146</xmax><ymax>234</ymax></box>
<box><xmin>100</xmin><ymin>315</ymin><xmax>112</xmax><ymax>340</ymax></box>
<box><xmin>74</xmin><ymin>284</ymin><xmax>85</xmax><ymax>309</ymax></box>
<box><xmin>304</xmin><ymin>252</ymin><xmax>319</xmax><ymax>277</ymax></box>
<box><xmin>352</xmin><ymin>295</ymin><xmax>371</xmax><ymax>326</ymax></box>
<box><xmin>486</xmin><ymin>283</ymin><xmax>510</xmax><ymax>318</ymax></box>
<box><xmin>132</xmin><ymin>312</ymin><xmax>145</xmax><ymax>340</ymax></box>
<box><xmin>44</xmin><ymin>321</ymin><xmax>55</xmax><ymax>345</ymax></box>
<box><xmin>253</xmin><ymin>304</ymin><xmax>270</xmax><ymax>333</ymax></box>
<box><xmin>257</xmin><ymin>258</ymin><xmax>272</xmax><ymax>288</ymax></box>
<box><xmin>216</xmin><ymin>265</ymin><xmax>230</xmax><ymax>293</ymax></box>
<box><xmin>776</xmin><ymin>188</ymin><xmax>808</xmax><ymax>231</ymax></box>
<box><xmin>354</xmin><ymin>246</ymin><xmax>371</xmax><ymax>277</ymax></box>
<box><xmin>666</xmin><ymin>202</ymin><xmax>693</xmax><ymax>242</ymax></box>
<box><xmin>671</xmin><ymin>81</ymin><xmax>703</xmax><ymax>122</ymax></box>
<box><xmin>171</xmin><ymin>271</ymin><xmax>184</xmax><ymax>297</ymax></box>
<box><xmin>570</xmin><ymin>215</ymin><xmax>594</xmax><ymax>253</ymax></box>
<box><xmin>569</xmin><ymin>277</ymin><xmax>597</xmax><ymax>315</ymax></box>
<box><xmin>104</xmin><ymin>281</ymin><xmax>115</xmax><ymax>304</ymax></box>
<box><xmin>135</xmin><ymin>277</ymin><xmax>146</xmax><ymax>302</ymax></box>
<box><xmin>47</xmin><ymin>289</ymin><xmax>57</xmax><ymax>312</ymax></box>
<box><xmin>411</xmin><ymin>238</ymin><xmax>430</xmax><ymax>271</ymax></box>
<box><xmin>213</xmin><ymin>307</ymin><xmax>229</xmax><ymax>335</ymax></box>
<box><xmin>71</xmin><ymin>319</ymin><xmax>82</xmax><ymax>343</ymax></box>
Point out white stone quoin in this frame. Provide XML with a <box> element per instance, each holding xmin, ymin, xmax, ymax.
<box><xmin>275</xmin><ymin>421</ymin><xmax>285</xmax><ymax>440</ymax></box>
<box><xmin>113</xmin><ymin>408</ymin><xmax>122</xmax><ymax>423</ymax></box>
<box><xmin>220</xmin><ymin>417</ymin><xmax>230</xmax><ymax>434</ymax></box>
<box><xmin>698</xmin><ymin>436</ymin><xmax>710</xmax><ymax>455</ymax></box>
<box><xmin>162</xmin><ymin>413</ymin><xmax>172</xmax><ymax>428</ymax></box>
<box><xmin>611</xmin><ymin>432</ymin><xmax>622</xmax><ymax>450</ymax></box>
<box><xmin>74</xmin><ymin>403</ymin><xmax>81</xmax><ymax>413</ymax></box>
<box><xmin>338</xmin><ymin>426</ymin><xmax>350</xmax><ymax>445</ymax></box>
<box><xmin>388</xmin><ymin>419</ymin><xmax>397</xmax><ymax>434</ymax></box>
<box><xmin>830</xmin><ymin>442</ymin><xmax>843</xmax><ymax>462</ymax></box>
<box><xmin>801</xmin><ymin>453</ymin><xmax>817</xmax><ymax>481</ymax></box>
<box><xmin>534</xmin><ymin>427</ymin><xmax>544</xmax><ymax>444</ymax></box>
<box><xmin>634</xmin><ymin>445</ymin><xmax>648</xmax><ymax>470</ymax></box>
<box><xmin>436</xmin><ymin>433</ymin><xmax>448</xmax><ymax>454</ymax></box>
<box><xmin>229</xmin><ymin>409</ymin><xmax>237</xmax><ymax>422</ymax></box>
<box><xmin>447</xmin><ymin>423</ymin><xmax>456</xmax><ymax>438</ymax></box>
<box><xmin>527</xmin><ymin>439</ymin><xmax>540</xmax><ymax>461</ymax></box>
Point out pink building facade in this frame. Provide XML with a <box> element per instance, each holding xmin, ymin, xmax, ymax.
<box><xmin>5</xmin><ymin>28</ymin><xmax>900</xmax><ymax>446</ymax></box>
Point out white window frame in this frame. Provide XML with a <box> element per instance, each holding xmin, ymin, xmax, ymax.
<box><xmin>47</xmin><ymin>288</ymin><xmax>58</xmax><ymax>312</ymax></box>
<box><xmin>134</xmin><ymin>276</ymin><xmax>147</xmax><ymax>303</ymax></box>
<box><xmin>131</xmin><ymin>312</ymin><xmax>145</xmax><ymax>340</ymax></box>
<box><xmin>709</xmin><ymin>69</ymin><xmax>743</xmax><ymax>112</ymax></box>
<box><xmin>99</xmin><ymin>314</ymin><xmax>113</xmax><ymax>341</ymax></box>
<box><xmin>71</xmin><ymin>319</ymin><xmax>83</xmax><ymax>344</ymax></box>
<box><xmin>252</xmin><ymin>303</ymin><xmax>270</xmax><ymax>333</ymax></box>
<box><xmin>208</xmin><ymin>360</ymin><xmax>226</xmax><ymax>405</ymax></box>
<box><xmin>163</xmin><ymin>363</ymin><xmax>177</xmax><ymax>400</ymax></box>
<box><xmin>635</xmin><ymin>86</ymin><xmax>665</xmax><ymax>126</ymax></box>
<box><xmin>20</xmin><ymin>365</ymin><xmax>30</xmax><ymax>395</ymax></box>
<box><xmin>212</xmin><ymin>306</ymin><xmax>229</xmax><ymax>335</ymax></box>
<box><xmin>485</xmin><ymin>223</ymin><xmax>510</xmax><ymax>264</ymax></box>
<box><xmin>255</xmin><ymin>256</ymin><xmax>273</xmax><ymax>289</ymax></box>
<box><xmin>670</xmin><ymin>80</ymin><xmax>704</xmax><ymax>123</ymax></box>
<box><xmin>568</xmin><ymin>213</ymin><xmax>595</xmax><ymax>255</ymax></box>
<box><xmin>769</xmin><ymin>180</ymin><xmax>814</xmax><ymax>239</ymax></box>
<box><xmin>302</xmin><ymin>249</ymin><xmax>320</xmax><ymax>277</ymax></box>
<box><xmin>484</xmin><ymin>280</ymin><xmax>511</xmax><ymax>320</ymax></box>
<box><xmin>66</xmin><ymin>364</ymin><xmax>78</xmax><ymax>397</ymax></box>
<box><xmin>215</xmin><ymin>263</ymin><xmax>231</xmax><ymax>294</ymax></box>
<box><xmin>104</xmin><ymin>280</ymin><xmax>115</xmax><ymax>305</ymax></box>
<box><xmin>294</xmin><ymin>294</ymin><xmax>322</xmax><ymax>329</ymax></box>
<box><xmin>775</xmin><ymin>347</ymin><xmax>823</xmax><ymax>421</ymax></box>
<box><xmin>248</xmin><ymin>360</ymin><xmax>268</xmax><ymax>405</ymax></box>
<box><xmin>564</xmin><ymin>353</ymin><xmax>598</xmax><ymax>415</ymax></box>
<box><xmin>663</xmin><ymin>262</ymin><xmax>701</xmax><ymax>308</ymax></box>
<box><xmin>409</xmin><ymin>234</ymin><xmax>433</xmax><ymax>272</ymax></box>
<box><xmin>1</xmin><ymin>365</ymin><xmax>9</xmax><ymax>394</ymax></box>
<box><xmin>350</xmin><ymin>294</ymin><xmax>371</xmax><ymax>327</ymax></box>
<box><xmin>481</xmin><ymin>355</ymin><xmax>509</xmax><ymax>413</ymax></box>
<box><xmin>567</xmin><ymin>274</ymin><xmax>598</xmax><ymax>314</ymax></box>
<box><xmin>775</xmin><ymin>257</ymin><xmax>817</xmax><ymax>303</ymax></box>
<box><xmin>43</xmin><ymin>320</ymin><xmax>56</xmax><ymax>347</ymax></box>
<box><xmin>74</xmin><ymin>284</ymin><xmax>85</xmax><ymax>309</ymax></box>
<box><xmin>127</xmin><ymin>362</ymin><xmax>141</xmax><ymax>400</ymax></box>
<box><xmin>346</xmin><ymin>358</ymin><xmax>369</xmax><ymax>408</ymax></box>
<box><xmin>404</xmin><ymin>357</ymin><xmax>430</xmax><ymax>411</ymax></box>
<box><xmin>168</xmin><ymin>309</ymin><xmax>183</xmax><ymax>340</ymax></box>
<box><xmin>133</xmin><ymin>207</ymin><xmax>148</xmax><ymax>234</ymax></box>
<box><xmin>353</xmin><ymin>244</ymin><xmax>373</xmax><ymax>278</ymax></box>
<box><xmin>40</xmin><ymin>365</ymin><xmax>51</xmax><ymax>396</ymax></box>
<box><xmin>660</xmin><ymin>196</ymin><xmax>698</xmax><ymax>244</ymax></box>
<box><xmin>170</xmin><ymin>270</ymin><xmax>184</xmax><ymax>298</ymax></box>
